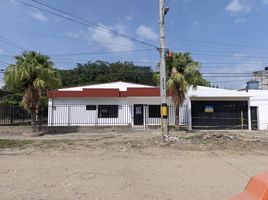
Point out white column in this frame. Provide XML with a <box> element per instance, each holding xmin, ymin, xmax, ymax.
<box><xmin>188</xmin><ymin>99</ymin><xmax>192</xmax><ymax>131</ymax></box>
<box><xmin>248</xmin><ymin>99</ymin><xmax>251</xmax><ymax>131</ymax></box>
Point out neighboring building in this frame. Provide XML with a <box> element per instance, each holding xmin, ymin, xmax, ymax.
<box><xmin>0</xmin><ymin>89</ymin><xmax>12</xmax><ymax>100</ymax></box>
<box><xmin>245</xmin><ymin>90</ymin><xmax>268</xmax><ymax>130</ymax></box>
<box><xmin>247</xmin><ymin>67</ymin><xmax>268</xmax><ymax>90</ymax></box>
<box><xmin>246</xmin><ymin>80</ymin><xmax>259</xmax><ymax>90</ymax></box>
<box><xmin>47</xmin><ymin>81</ymin><xmax>253</xmax><ymax>130</ymax></box>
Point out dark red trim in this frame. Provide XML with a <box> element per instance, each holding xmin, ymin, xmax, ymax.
<box><xmin>119</xmin><ymin>91</ymin><xmax>127</xmax><ymax>97</ymax></box>
<box><xmin>47</xmin><ymin>87</ymin><xmax>172</xmax><ymax>98</ymax></box>
<box><xmin>47</xmin><ymin>89</ymin><xmax>119</xmax><ymax>98</ymax></box>
<box><xmin>126</xmin><ymin>88</ymin><xmax>160</xmax><ymax>96</ymax></box>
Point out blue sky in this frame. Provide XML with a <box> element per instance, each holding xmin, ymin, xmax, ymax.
<box><xmin>1</xmin><ymin>0</ymin><xmax>268</xmax><ymax>88</ymax></box>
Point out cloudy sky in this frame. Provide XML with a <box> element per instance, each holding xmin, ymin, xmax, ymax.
<box><xmin>1</xmin><ymin>0</ymin><xmax>268</xmax><ymax>88</ymax></box>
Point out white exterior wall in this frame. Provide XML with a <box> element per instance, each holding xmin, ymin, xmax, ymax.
<box><xmin>246</xmin><ymin>90</ymin><xmax>268</xmax><ymax>130</ymax></box>
<box><xmin>250</xmin><ymin>100</ymin><xmax>268</xmax><ymax>130</ymax></box>
<box><xmin>48</xmin><ymin>97</ymin><xmax>186</xmax><ymax>126</ymax></box>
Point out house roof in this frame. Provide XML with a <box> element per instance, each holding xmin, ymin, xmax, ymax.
<box><xmin>58</xmin><ymin>81</ymin><xmax>155</xmax><ymax>92</ymax></box>
<box><xmin>47</xmin><ymin>81</ymin><xmax>250</xmax><ymax>98</ymax></box>
<box><xmin>48</xmin><ymin>81</ymin><xmax>159</xmax><ymax>98</ymax></box>
<box><xmin>188</xmin><ymin>86</ymin><xmax>251</xmax><ymax>98</ymax></box>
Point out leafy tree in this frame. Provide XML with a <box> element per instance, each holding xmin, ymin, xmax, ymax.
<box><xmin>4</xmin><ymin>51</ymin><xmax>61</xmax><ymax>132</ymax></box>
<box><xmin>58</xmin><ymin>61</ymin><xmax>156</xmax><ymax>87</ymax></box>
<box><xmin>154</xmin><ymin>52</ymin><xmax>210</xmax><ymax>126</ymax></box>
<box><xmin>166</xmin><ymin>52</ymin><xmax>208</xmax><ymax>105</ymax></box>
<box><xmin>166</xmin><ymin>52</ymin><xmax>208</xmax><ymax>125</ymax></box>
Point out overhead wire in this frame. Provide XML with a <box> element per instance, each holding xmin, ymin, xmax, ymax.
<box><xmin>3</xmin><ymin>26</ymin><xmax>268</xmax><ymax>58</ymax></box>
<box><xmin>15</xmin><ymin>0</ymin><xmax>158</xmax><ymax>49</ymax></box>
<box><xmin>166</xmin><ymin>37</ymin><xmax>268</xmax><ymax>50</ymax></box>
<box><xmin>47</xmin><ymin>49</ymin><xmax>155</xmax><ymax>57</ymax></box>
<box><xmin>0</xmin><ymin>35</ymin><xmax>25</xmax><ymax>51</ymax></box>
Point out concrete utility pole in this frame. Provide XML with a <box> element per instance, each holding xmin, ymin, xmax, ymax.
<box><xmin>159</xmin><ymin>0</ymin><xmax>169</xmax><ymax>139</ymax></box>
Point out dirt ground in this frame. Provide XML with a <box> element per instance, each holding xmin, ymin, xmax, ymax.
<box><xmin>1</xmin><ymin>130</ymin><xmax>268</xmax><ymax>200</ymax></box>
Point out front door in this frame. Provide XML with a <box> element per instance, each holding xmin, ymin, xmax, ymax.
<box><xmin>250</xmin><ymin>106</ymin><xmax>258</xmax><ymax>130</ymax></box>
<box><xmin>134</xmin><ymin>104</ymin><xmax>144</xmax><ymax>125</ymax></box>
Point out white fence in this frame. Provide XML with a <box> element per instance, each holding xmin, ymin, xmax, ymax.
<box><xmin>48</xmin><ymin>104</ymin><xmax>189</xmax><ymax>128</ymax></box>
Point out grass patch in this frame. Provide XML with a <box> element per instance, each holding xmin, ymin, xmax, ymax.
<box><xmin>0</xmin><ymin>139</ymin><xmax>33</xmax><ymax>149</ymax></box>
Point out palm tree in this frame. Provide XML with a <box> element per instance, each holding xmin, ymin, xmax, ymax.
<box><xmin>166</xmin><ymin>52</ymin><xmax>207</xmax><ymax>126</ymax></box>
<box><xmin>4</xmin><ymin>51</ymin><xmax>61</xmax><ymax>132</ymax></box>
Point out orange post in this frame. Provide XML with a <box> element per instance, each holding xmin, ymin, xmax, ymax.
<box><xmin>229</xmin><ymin>171</ymin><xmax>268</xmax><ymax>200</ymax></box>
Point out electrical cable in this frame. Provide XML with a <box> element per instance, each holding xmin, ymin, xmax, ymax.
<box><xmin>0</xmin><ymin>35</ymin><xmax>25</xmax><ymax>50</ymax></box>
<box><xmin>16</xmin><ymin>0</ymin><xmax>158</xmax><ymax>49</ymax></box>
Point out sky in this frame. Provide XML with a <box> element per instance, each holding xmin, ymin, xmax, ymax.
<box><xmin>1</xmin><ymin>0</ymin><xmax>268</xmax><ymax>89</ymax></box>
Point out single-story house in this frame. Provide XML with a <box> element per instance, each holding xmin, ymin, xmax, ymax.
<box><xmin>245</xmin><ymin>90</ymin><xmax>268</xmax><ymax>130</ymax></box>
<box><xmin>47</xmin><ymin>81</ymin><xmax>255</xmax><ymax>130</ymax></box>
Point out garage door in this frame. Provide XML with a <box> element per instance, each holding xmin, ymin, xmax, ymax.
<box><xmin>191</xmin><ymin>101</ymin><xmax>248</xmax><ymax>130</ymax></box>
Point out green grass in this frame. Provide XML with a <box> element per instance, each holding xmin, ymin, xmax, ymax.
<box><xmin>0</xmin><ymin>139</ymin><xmax>33</xmax><ymax>149</ymax></box>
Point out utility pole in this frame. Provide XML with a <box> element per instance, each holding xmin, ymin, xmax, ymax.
<box><xmin>159</xmin><ymin>0</ymin><xmax>169</xmax><ymax>140</ymax></box>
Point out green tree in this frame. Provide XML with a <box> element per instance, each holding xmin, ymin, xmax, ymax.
<box><xmin>58</xmin><ymin>61</ymin><xmax>156</xmax><ymax>87</ymax></box>
<box><xmin>166</xmin><ymin>52</ymin><xmax>208</xmax><ymax>125</ymax></box>
<box><xmin>4</xmin><ymin>51</ymin><xmax>61</xmax><ymax>132</ymax></box>
<box><xmin>154</xmin><ymin>52</ymin><xmax>209</xmax><ymax>127</ymax></box>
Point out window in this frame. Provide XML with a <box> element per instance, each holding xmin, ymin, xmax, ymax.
<box><xmin>98</xmin><ymin>105</ymin><xmax>118</xmax><ymax>118</ymax></box>
<box><xmin>86</xmin><ymin>105</ymin><xmax>96</xmax><ymax>110</ymax></box>
<box><xmin>149</xmin><ymin>105</ymin><xmax>161</xmax><ymax>118</ymax></box>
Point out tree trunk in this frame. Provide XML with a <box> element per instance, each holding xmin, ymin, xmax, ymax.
<box><xmin>31</xmin><ymin>108</ymin><xmax>36</xmax><ymax>132</ymax></box>
<box><xmin>175</xmin><ymin>106</ymin><xmax>180</xmax><ymax>129</ymax></box>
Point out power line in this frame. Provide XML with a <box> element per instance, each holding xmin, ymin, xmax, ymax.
<box><xmin>0</xmin><ymin>26</ymin><xmax>146</xmax><ymax>50</ymax></box>
<box><xmin>16</xmin><ymin>0</ymin><xmax>158</xmax><ymax>49</ymax></box>
<box><xmin>0</xmin><ymin>35</ymin><xmax>25</xmax><ymax>50</ymax></box>
<box><xmin>31</xmin><ymin>0</ymin><xmax>158</xmax><ymax>48</ymax></box>
<box><xmin>47</xmin><ymin>49</ymin><xmax>155</xmax><ymax>57</ymax></box>
<box><xmin>4</xmin><ymin>25</ymin><xmax>265</xmax><ymax>57</ymax></box>
<box><xmin>209</xmin><ymin>80</ymin><xmax>249</xmax><ymax>83</ymax></box>
<box><xmin>0</xmin><ymin>48</ymin><xmax>155</xmax><ymax>58</ymax></box>
<box><xmin>166</xmin><ymin>37</ymin><xmax>268</xmax><ymax>50</ymax></box>
<box><xmin>52</xmin><ymin>60</ymin><xmax>157</xmax><ymax>65</ymax></box>
<box><xmin>0</xmin><ymin>27</ymin><xmax>89</xmax><ymax>42</ymax></box>
<box><xmin>0</xmin><ymin>60</ymin><xmax>10</xmax><ymax>65</ymax></box>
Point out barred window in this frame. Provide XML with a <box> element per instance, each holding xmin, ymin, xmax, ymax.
<box><xmin>86</xmin><ymin>105</ymin><xmax>96</xmax><ymax>110</ymax></box>
<box><xmin>98</xmin><ymin>105</ymin><xmax>118</xmax><ymax>118</ymax></box>
<box><xmin>149</xmin><ymin>105</ymin><xmax>161</xmax><ymax>118</ymax></box>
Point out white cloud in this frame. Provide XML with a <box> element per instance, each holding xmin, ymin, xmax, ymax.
<box><xmin>171</xmin><ymin>0</ymin><xmax>192</xmax><ymax>4</ymax></box>
<box><xmin>193</xmin><ymin>21</ymin><xmax>200</xmax><ymax>26</ymax></box>
<box><xmin>126</xmin><ymin>15</ymin><xmax>133</xmax><ymax>21</ymax></box>
<box><xmin>232</xmin><ymin>53</ymin><xmax>247</xmax><ymax>58</ymax></box>
<box><xmin>65</xmin><ymin>31</ymin><xmax>80</xmax><ymax>39</ymax></box>
<box><xmin>136</xmin><ymin>25</ymin><xmax>158</xmax><ymax>41</ymax></box>
<box><xmin>0</xmin><ymin>48</ymin><xmax>4</xmax><ymax>54</ymax></box>
<box><xmin>82</xmin><ymin>24</ymin><xmax>135</xmax><ymax>52</ymax></box>
<box><xmin>204</xmin><ymin>54</ymin><xmax>265</xmax><ymax>89</ymax></box>
<box><xmin>234</xmin><ymin>17</ymin><xmax>247</xmax><ymax>24</ymax></box>
<box><xmin>226</xmin><ymin>0</ymin><xmax>251</xmax><ymax>13</ymax></box>
<box><xmin>30</xmin><ymin>9</ymin><xmax>48</xmax><ymax>21</ymax></box>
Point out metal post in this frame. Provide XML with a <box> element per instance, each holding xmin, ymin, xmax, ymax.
<box><xmin>159</xmin><ymin>0</ymin><xmax>168</xmax><ymax>139</ymax></box>
<box><xmin>248</xmin><ymin>100</ymin><xmax>251</xmax><ymax>131</ymax></box>
<box><xmin>241</xmin><ymin>110</ymin><xmax>244</xmax><ymax>132</ymax></box>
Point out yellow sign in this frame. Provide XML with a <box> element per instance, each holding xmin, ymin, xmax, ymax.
<box><xmin>205</xmin><ymin>106</ymin><xmax>214</xmax><ymax>113</ymax></box>
<box><xmin>161</xmin><ymin>106</ymin><xmax>168</xmax><ymax>117</ymax></box>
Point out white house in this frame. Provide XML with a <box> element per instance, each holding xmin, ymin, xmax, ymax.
<box><xmin>47</xmin><ymin>82</ymin><xmax>178</xmax><ymax>129</ymax></box>
<box><xmin>244</xmin><ymin>90</ymin><xmax>268</xmax><ymax>130</ymax></box>
<box><xmin>47</xmin><ymin>81</ymin><xmax>255</xmax><ymax>130</ymax></box>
